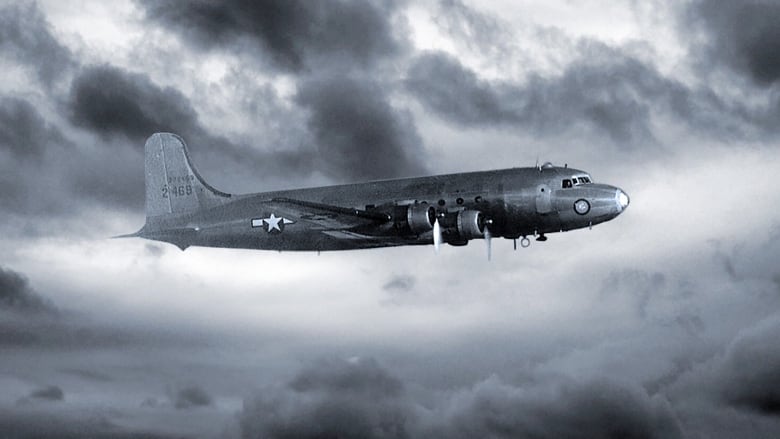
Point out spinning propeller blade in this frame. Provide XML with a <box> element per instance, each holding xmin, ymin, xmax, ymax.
<box><xmin>485</xmin><ymin>227</ymin><xmax>492</xmax><ymax>261</ymax></box>
<box><xmin>433</xmin><ymin>218</ymin><xmax>442</xmax><ymax>254</ymax></box>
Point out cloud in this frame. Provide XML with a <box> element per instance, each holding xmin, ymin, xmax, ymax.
<box><xmin>601</xmin><ymin>270</ymin><xmax>667</xmax><ymax>319</ymax></box>
<box><xmin>64</xmin><ymin>64</ymin><xmax>277</xmax><ymax>199</ymax></box>
<box><xmin>171</xmin><ymin>385</ymin><xmax>213</xmax><ymax>410</ymax></box>
<box><xmin>68</xmin><ymin>65</ymin><xmax>201</xmax><ymax>144</ymax></box>
<box><xmin>383</xmin><ymin>275</ymin><xmax>416</xmax><ymax>292</ymax></box>
<box><xmin>426</xmin><ymin>377</ymin><xmax>683</xmax><ymax>439</ymax></box>
<box><xmin>240</xmin><ymin>357</ymin><xmax>412</xmax><ymax>439</ymax></box>
<box><xmin>0</xmin><ymin>2</ymin><xmax>75</xmax><ymax>87</ymax></box>
<box><xmin>65</xmin><ymin>62</ymin><xmax>423</xmax><ymax>196</ymax></box>
<box><xmin>716</xmin><ymin>315</ymin><xmax>780</xmax><ymax>415</ymax></box>
<box><xmin>0</xmin><ymin>267</ymin><xmax>208</xmax><ymax>350</ymax></box>
<box><xmin>0</xmin><ymin>97</ymin><xmax>65</xmax><ymax>160</ymax></box>
<box><xmin>690</xmin><ymin>0</ymin><xmax>780</xmax><ymax>86</ymax></box>
<box><xmin>434</xmin><ymin>0</ymin><xmax>510</xmax><ymax>59</ymax></box>
<box><xmin>406</xmin><ymin>50</ymin><xmax>662</xmax><ymax>144</ymax></box>
<box><xmin>240</xmin><ymin>357</ymin><xmax>684</xmax><ymax>439</ymax></box>
<box><xmin>381</xmin><ymin>275</ymin><xmax>418</xmax><ymax>306</ymax></box>
<box><xmin>0</xmin><ymin>97</ymin><xmax>97</xmax><ymax>219</ymax></box>
<box><xmin>0</xmin><ymin>410</ymin><xmax>184</xmax><ymax>439</ymax></box>
<box><xmin>406</xmin><ymin>47</ymin><xmax>780</xmax><ymax>145</ymax></box>
<box><xmin>144</xmin><ymin>244</ymin><xmax>165</xmax><ymax>258</ymax></box>
<box><xmin>137</xmin><ymin>0</ymin><xmax>404</xmax><ymax>72</ymax></box>
<box><xmin>59</xmin><ymin>368</ymin><xmax>113</xmax><ymax>383</ymax></box>
<box><xmin>133</xmin><ymin>0</ymin><xmax>427</xmax><ymax>187</ymax></box>
<box><xmin>0</xmin><ymin>266</ymin><xmax>57</xmax><ymax>315</ymax></box>
<box><xmin>29</xmin><ymin>385</ymin><xmax>64</xmax><ymax>402</ymax></box>
<box><xmin>296</xmin><ymin>74</ymin><xmax>428</xmax><ymax>181</ymax></box>
<box><xmin>0</xmin><ymin>92</ymin><xmax>145</xmax><ymax>218</ymax></box>
<box><xmin>288</xmin><ymin>357</ymin><xmax>404</xmax><ymax>397</ymax></box>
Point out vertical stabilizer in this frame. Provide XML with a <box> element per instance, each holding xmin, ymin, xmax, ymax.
<box><xmin>144</xmin><ymin>133</ymin><xmax>230</xmax><ymax>219</ymax></box>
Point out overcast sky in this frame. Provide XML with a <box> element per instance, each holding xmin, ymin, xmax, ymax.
<box><xmin>1</xmin><ymin>0</ymin><xmax>779</xmax><ymax>437</ymax></box>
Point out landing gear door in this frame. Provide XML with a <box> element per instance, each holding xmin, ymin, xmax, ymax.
<box><xmin>535</xmin><ymin>184</ymin><xmax>553</xmax><ymax>214</ymax></box>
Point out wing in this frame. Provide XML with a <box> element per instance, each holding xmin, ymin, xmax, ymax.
<box><xmin>262</xmin><ymin>197</ymin><xmax>391</xmax><ymax>231</ymax></box>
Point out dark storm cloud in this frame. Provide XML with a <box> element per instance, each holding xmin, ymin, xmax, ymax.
<box><xmin>296</xmin><ymin>74</ymin><xmax>428</xmax><ymax>180</ymax></box>
<box><xmin>240</xmin><ymin>357</ymin><xmax>412</xmax><ymax>439</ymax></box>
<box><xmin>171</xmin><ymin>385</ymin><xmax>213</xmax><ymax>410</ymax></box>
<box><xmin>690</xmin><ymin>0</ymin><xmax>780</xmax><ymax>86</ymax></box>
<box><xmin>406</xmin><ymin>49</ymin><xmax>780</xmax><ymax>144</ymax></box>
<box><xmin>239</xmin><ymin>357</ymin><xmax>684</xmax><ymax>439</ymax></box>
<box><xmin>407</xmin><ymin>50</ymin><xmax>660</xmax><ymax>143</ymax></box>
<box><xmin>66</xmin><ymin>62</ymin><xmax>420</xmax><ymax>191</ymax></box>
<box><xmin>0</xmin><ymin>410</ymin><xmax>185</xmax><ymax>439</ymax></box>
<box><xmin>716</xmin><ymin>316</ymin><xmax>780</xmax><ymax>415</ymax></box>
<box><xmin>138</xmin><ymin>0</ymin><xmax>403</xmax><ymax>72</ymax></box>
<box><xmin>0</xmin><ymin>265</ymin><xmax>57</xmax><ymax>315</ymax></box>
<box><xmin>0</xmin><ymin>97</ymin><xmax>65</xmax><ymax>160</ymax></box>
<box><xmin>288</xmin><ymin>357</ymin><xmax>404</xmax><ymax>397</ymax></box>
<box><xmin>427</xmin><ymin>378</ymin><xmax>683</xmax><ymax>439</ymax></box>
<box><xmin>68</xmin><ymin>65</ymin><xmax>201</xmax><ymax>144</ymax></box>
<box><xmin>65</xmin><ymin>64</ymin><xmax>276</xmax><ymax>196</ymax></box>
<box><xmin>0</xmin><ymin>2</ymin><xmax>75</xmax><ymax>87</ymax></box>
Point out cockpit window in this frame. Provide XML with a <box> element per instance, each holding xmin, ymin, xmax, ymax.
<box><xmin>563</xmin><ymin>175</ymin><xmax>592</xmax><ymax>188</ymax></box>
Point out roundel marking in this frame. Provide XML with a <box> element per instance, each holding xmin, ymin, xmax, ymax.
<box><xmin>574</xmin><ymin>199</ymin><xmax>590</xmax><ymax>215</ymax></box>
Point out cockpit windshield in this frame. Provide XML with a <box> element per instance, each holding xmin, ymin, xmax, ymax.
<box><xmin>561</xmin><ymin>175</ymin><xmax>592</xmax><ymax>188</ymax></box>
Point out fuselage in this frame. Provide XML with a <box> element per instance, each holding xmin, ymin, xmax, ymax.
<box><xmin>141</xmin><ymin>163</ymin><xmax>629</xmax><ymax>251</ymax></box>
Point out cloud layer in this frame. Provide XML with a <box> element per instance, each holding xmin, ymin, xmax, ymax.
<box><xmin>1</xmin><ymin>1</ymin><xmax>780</xmax><ymax>438</ymax></box>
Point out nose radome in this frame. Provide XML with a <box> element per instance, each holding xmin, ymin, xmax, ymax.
<box><xmin>616</xmin><ymin>189</ymin><xmax>630</xmax><ymax>212</ymax></box>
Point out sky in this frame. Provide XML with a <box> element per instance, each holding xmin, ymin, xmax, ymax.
<box><xmin>1</xmin><ymin>0</ymin><xmax>779</xmax><ymax>437</ymax></box>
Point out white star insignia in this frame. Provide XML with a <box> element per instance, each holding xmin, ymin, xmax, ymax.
<box><xmin>264</xmin><ymin>213</ymin><xmax>282</xmax><ymax>232</ymax></box>
<box><xmin>251</xmin><ymin>213</ymin><xmax>295</xmax><ymax>233</ymax></box>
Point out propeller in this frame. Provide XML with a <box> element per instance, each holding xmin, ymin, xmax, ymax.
<box><xmin>484</xmin><ymin>226</ymin><xmax>492</xmax><ymax>261</ymax></box>
<box><xmin>433</xmin><ymin>218</ymin><xmax>442</xmax><ymax>253</ymax></box>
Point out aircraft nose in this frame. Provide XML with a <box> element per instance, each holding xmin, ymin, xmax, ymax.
<box><xmin>616</xmin><ymin>189</ymin><xmax>630</xmax><ymax>212</ymax></box>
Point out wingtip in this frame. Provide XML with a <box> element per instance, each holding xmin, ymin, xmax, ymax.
<box><xmin>110</xmin><ymin>233</ymin><xmax>139</xmax><ymax>239</ymax></box>
<box><xmin>111</xmin><ymin>228</ymin><xmax>144</xmax><ymax>239</ymax></box>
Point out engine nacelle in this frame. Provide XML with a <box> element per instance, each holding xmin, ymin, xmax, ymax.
<box><xmin>393</xmin><ymin>204</ymin><xmax>435</xmax><ymax>234</ymax></box>
<box><xmin>440</xmin><ymin>209</ymin><xmax>486</xmax><ymax>240</ymax></box>
<box><xmin>456</xmin><ymin>209</ymin><xmax>486</xmax><ymax>239</ymax></box>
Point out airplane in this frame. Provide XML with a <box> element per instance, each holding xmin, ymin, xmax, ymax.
<box><xmin>120</xmin><ymin>133</ymin><xmax>629</xmax><ymax>257</ymax></box>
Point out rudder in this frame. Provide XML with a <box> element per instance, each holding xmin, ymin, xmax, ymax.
<box><xmin>144</xmin><ymin>133</ymin><xmax>230</xmax><ymax>219</ymax></box>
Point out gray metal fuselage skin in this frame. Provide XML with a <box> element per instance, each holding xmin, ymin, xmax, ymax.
<box><xmin>139</xmin><ymin>164</ymin><xmax>628</xmax><ymax>251</ymax></box>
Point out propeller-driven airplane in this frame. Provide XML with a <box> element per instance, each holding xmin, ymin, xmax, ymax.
<box><xmin>120</xmin><ymin>133</ymin><xmax>629</xmax><ymax>257</ymax></box>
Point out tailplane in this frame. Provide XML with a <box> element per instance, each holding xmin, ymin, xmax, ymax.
<box><xmin>144</xmin><ymin>132</ymin><xmax>231</xmax><ymax>220</ymax></box>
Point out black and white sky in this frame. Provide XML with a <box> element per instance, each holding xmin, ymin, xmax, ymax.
<box><xmin>1</xmin><ymin>0</ymin><xmax>780</xmax><ymax>437</ymax></box>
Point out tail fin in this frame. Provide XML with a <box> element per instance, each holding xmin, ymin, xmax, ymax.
<box><xmin>144</xmin><ymin>133</ymin><xmax>231</xmax><ymax>219</ymax></box>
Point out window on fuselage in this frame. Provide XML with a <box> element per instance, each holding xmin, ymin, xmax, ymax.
<box><xmin>571</xmin><ymin>176</ymin><xmax>591</xmax><ymax>186</ymax></box>
<box><xmin>562</xmin><ymin>179</ymin><xmax>572</xmax><ymax>188</ymax></box>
